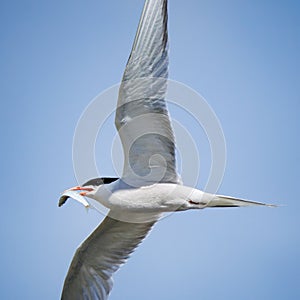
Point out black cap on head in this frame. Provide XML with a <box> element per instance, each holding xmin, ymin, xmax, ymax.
<box><xmin>59</xmin><ymin>177</ymin><xmax>119</xmax><ymax>207</ymax></box>
<box><xmin>82</xmin><ymin>177</ymin><xmax>119</xmax><ymax>187</ymax></box>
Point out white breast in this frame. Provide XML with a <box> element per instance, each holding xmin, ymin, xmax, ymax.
<box><xmin>91</xmin><ymin>180</ymin><xmax>208</xmax><ymax>213</ymax></box>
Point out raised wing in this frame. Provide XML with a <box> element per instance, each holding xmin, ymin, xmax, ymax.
<box><xmin>116</xmin><ymin>0</ymin><xmax>179</xmax><ymax>185</ymax></box>
<box><xmin>61</xmin><ymin>216</ymin><xmax>156</xmax><ymax>300</ymax></box>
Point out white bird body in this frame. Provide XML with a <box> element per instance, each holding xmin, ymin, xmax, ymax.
<box><xmin>59</xmin><ymin>0</ymin><xmax>274</xmax><ymax>299</ymax></box>
<box><xmin>88</xmin><ymin>180</ymin><xmax>208</xmax><ymax>213</ymax></box>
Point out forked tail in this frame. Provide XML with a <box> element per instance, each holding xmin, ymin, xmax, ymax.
<box><xmin>207</xmin><ymin>194</ymin><xmax>276</xmax><ymax>208</ymax></box>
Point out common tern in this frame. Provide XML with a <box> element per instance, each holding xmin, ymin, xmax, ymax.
<box><xmin>59</xmin><ymin>1</ymin><xmax>274</xmax><ymax>299</ymax></box>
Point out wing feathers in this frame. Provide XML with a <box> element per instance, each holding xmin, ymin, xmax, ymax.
<box><xmin>61</xmin><ymin>217</ymin><xmax>156</xmax><ymax>300</ymax></box>
<box><xmin>116</xmin><ymin>0</ymin><xmax>178</xmax><ymax>185</ymax></box>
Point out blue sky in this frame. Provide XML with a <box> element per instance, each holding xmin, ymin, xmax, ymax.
<box><xmin>1</xmin><ymin>0</ymin><xmax>299</xmax><ymax>299</ymax></box>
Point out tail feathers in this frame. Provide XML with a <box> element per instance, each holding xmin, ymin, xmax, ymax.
<box><xmin>207</xmin><ymin>195</ymin><xmax>276</xmax><ymax>208</ymax></box>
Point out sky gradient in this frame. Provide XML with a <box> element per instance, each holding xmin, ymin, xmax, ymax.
<box><xmin>1</xmin><ymin>0</ymin><xmax>299</xmax><ymax>299</ymax></box>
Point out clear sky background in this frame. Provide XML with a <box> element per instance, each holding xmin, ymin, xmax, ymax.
<box><xmin>1</xmin><ymin>0</ymin><xmax>299</xmax><ymax>299</ymax></box>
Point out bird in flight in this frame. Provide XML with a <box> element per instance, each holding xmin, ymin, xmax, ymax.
<box><xmin>59</xmin><ymin>0</ymin><xmax>274</xmax><ymax>299</ymax></box>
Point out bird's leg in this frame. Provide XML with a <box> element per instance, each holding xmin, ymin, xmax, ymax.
<box><xmin>187</xmin><ymin>199</ymin><xmax>208</xmax><ymax>209</ymax></box>
<box><xmin>188</xmin><ymin>200</ymin><xmax>200</xmax><ymax>205</ymax></box>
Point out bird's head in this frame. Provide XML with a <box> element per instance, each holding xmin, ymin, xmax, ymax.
<box><xmin>58</xmin><ymin>177</ymin><xmax>119</xmax><ymax>207</ymax></box>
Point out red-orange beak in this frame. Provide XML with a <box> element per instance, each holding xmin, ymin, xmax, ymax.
<box><xmin>69</xmin><ymin>186</ymin><xmax>94</xmax><ymax>196</ymax></box>
<box><xmin>69</xmin><ymin>186</ymin><xmax>94</xmax><ymax>192</ymax></box>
